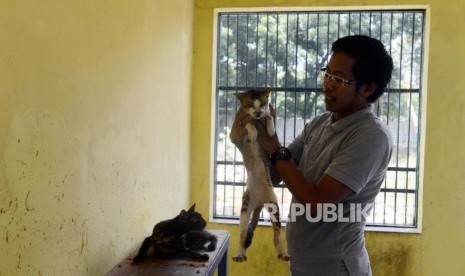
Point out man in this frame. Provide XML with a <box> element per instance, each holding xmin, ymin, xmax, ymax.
<box><xmin>232</xmin><ymin>35</ymin><xmax>393</xmax><ymax>275</ymax></box>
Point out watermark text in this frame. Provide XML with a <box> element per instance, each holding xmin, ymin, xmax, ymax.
<box><xmin>265</xmin><ymin>203</ymin><xmax>373</xmax><ymax>223</ymax></box>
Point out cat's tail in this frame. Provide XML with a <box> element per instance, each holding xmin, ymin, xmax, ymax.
<box><xmin>132</xmin><ymin>236</ymin><xmax>152</xmax><ymax>264</ymax></box>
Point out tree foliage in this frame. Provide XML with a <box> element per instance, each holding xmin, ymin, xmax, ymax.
<box><xmin>216</xmin><ymin>11</ymin><xmax>425</xmax><ymax>122</ymax></box>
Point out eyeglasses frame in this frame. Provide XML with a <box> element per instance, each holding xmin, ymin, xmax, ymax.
<box><xmin>320</xmin><ymin>68</ymin><xmax>363</xmax><ymax>87</ymax></box>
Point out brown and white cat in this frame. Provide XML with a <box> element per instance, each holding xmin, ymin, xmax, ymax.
<box><xmin>230</xmin><ymin>88</ymin><xmax>289</xmax><ymax>262</ymax></box>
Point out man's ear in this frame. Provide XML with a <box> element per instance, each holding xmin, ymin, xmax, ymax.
<box><xmin>361</xmin><ymin>82</ymin><xmax>378</xmax><ymax>98</ymax></box>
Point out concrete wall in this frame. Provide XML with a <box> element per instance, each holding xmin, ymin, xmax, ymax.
<box><xmin>3</xmin><ymin>0</ymin><xmax>464</xmax><ymax>275</ymax></box>
<box><xmin>0</xmin><ymin>1</ymin><xmax>193</xmax><ymax>275</ymax></box>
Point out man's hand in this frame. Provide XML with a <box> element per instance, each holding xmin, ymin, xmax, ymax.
<box><xmin>229</xmin><ymin>103</ymin><xmax>278</xmax><ymax>151</ymax></box>
<box><xmin>253</xmin><ymin>118</ymin><xmax>281</xmax><ymax>156</ymax></box>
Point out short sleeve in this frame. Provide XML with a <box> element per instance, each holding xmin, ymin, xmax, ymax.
<box><xmin>325</xmin><ymin>126</ymin><xmax>392</xmax><ymax>194</ymax></box>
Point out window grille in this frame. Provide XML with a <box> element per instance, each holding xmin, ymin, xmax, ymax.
<box><xmin>212</xmin><ymin>8</ymin><xmax>426</xmax><ymax>231</ymax></box>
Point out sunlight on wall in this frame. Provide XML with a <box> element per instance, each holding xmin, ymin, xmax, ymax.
<box><xmin>0</xmin><ymin>1</ymin><xmax>193</xmax><ymax>275</ymax></box>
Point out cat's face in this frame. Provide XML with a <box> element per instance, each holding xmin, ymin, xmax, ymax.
<box><xmin>235</xmin><ymin>88</ymin><xmax>272</xmax><ymax>119</ymax></box>
<box><xmin>178</xmin><ymin>204</ymin><xmax>207</xmax><ymax>231</ymax></box>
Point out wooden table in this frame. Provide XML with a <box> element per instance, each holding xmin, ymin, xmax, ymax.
<box><xmin>105</xmin><ymin>230</ymin><xmax>230</xmax><ymax>276</ymax></box>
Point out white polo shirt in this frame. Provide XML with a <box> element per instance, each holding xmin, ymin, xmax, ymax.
<box><xmin>286</xmin><ymin>105</ymin><xmax>392</xmax><ymax>276</ymax></box>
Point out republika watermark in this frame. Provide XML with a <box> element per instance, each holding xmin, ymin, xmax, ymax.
<box><xmin>265</xmin><ymin>203</ymin><xmax>373</xmax><ymax>222</ymax></box>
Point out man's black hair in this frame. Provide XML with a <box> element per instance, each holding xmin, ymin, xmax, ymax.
<box><xmin>331</xmin><ymin>35</ymin><xmax>393</xmax><ymax>103</ymax></box>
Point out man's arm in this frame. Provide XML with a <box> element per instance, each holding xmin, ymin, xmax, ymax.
<box><xmin>253</xmin><ymin>119</ymin><xmax>353</xmax><ymax>207</ymax></box>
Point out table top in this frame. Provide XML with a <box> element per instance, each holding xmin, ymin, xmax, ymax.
<box><xmin>105</xmin><ymin>230</ymin><xmax>230</xmax><ymax>276</ymax></box>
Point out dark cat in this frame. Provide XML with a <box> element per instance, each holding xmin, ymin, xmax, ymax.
<box><xmin>132</xmin><ymin>204</ymin><xmax>217</xmax><ymax>263</ymax></box>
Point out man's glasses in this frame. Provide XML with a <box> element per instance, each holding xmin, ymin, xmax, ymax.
<box><xmin>319</xmin><ymin>68</ymin><xmax>362</xmax><ymax>88</ymax></box>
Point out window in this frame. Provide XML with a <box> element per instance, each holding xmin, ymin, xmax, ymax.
<box><xmin>211</xmin><ymin>7</ymin><xmax>427</xmax><ymax>232</ymax></box>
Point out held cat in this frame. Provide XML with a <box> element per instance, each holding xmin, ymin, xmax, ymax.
<box><xmin>230</xmin><ymin>88</ymin><xmax>289</xmax><ymax>262</ymax></box>
<box><xmin>132</xmin><ymin>204</ymin><xmax>217</xmax><ymax>263</ymax></box>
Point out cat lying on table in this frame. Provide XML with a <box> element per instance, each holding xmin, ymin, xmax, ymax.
<box><xmin>132</xmin><ymin>204</ymin><xmax>217</xmax><ymax>263</ymax></box>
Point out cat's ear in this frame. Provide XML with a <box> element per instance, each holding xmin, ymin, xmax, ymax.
<box><xmin>187</xmin><ymin>203</ymin><xmax>196</xmax><ymax>213</ymax></box>
<box><xmin>263</xmin><ymin>87</ymin><xmax>273</xmax><ymax>97</ymax></box>
<box><xmin>234</xmin><ymin>92</ymin><xmax>244</xmax><ymax>101</ymax></box>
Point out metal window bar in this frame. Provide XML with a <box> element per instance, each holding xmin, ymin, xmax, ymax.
<box><xmin>213</xmin><ymin>10</ymin><xmax>425</xmax><ymax>229</ymax></box>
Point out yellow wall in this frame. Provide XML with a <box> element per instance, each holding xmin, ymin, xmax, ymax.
<box><xmin>2</xmin><ymin>0</ymin><xmax>464</xmax><ymax>275</ymax></box>
<box><xmin>0</xmin><ymin>0</ymin><xmax>193</xmax><ymax>275</ymax></box>
<box><xmin>191</xmin><ymin>0</ymin><xmax>465</xmax><ymax>275</ymax></box>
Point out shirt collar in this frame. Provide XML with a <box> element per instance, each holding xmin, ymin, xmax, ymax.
<box><xmin>325</xmin><ymin>105</ymin><xmax>375</xmax><ymax>133</ymax></box>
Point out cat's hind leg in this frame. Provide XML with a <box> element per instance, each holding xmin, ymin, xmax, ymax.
<box><xmin>206</xmin><ymin>232</ymin><xmax>218</xmax><ymax>251</ymax></box>
<box><xmin>232</xmin><ymin>190</ymin><xmax>253</xmax><ymax>262</ymax></box>
<box><xmin>181</xmin><ymin>249</ymin><xmax>209</xmax><ymax>262</ymax></box>
<box><xmin>184</xmin><ymin>230</ymin><xmax>218</xmax><ymax>252</ymax></box>
<box><xmin>267</xmin><ymin>201</ymin><xmax>290</xmax><ymax>261</ymax></box>
<box><xmin>175</xmin><ymin>238</ymin><xmax>209</xmax><ymax>262</ymax></box>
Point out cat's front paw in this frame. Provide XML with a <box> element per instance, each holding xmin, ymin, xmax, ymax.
<box><xmin>278</xmin><ymin>253</ymin><xmax>290</xmax><ymax>261</ymax></box>
<box><xmin>198</xmin><ymin>254</ymin><xmax>209</xmax><ymax>262</ymax></box>
<box><xmin>232</xmin><ymin>254</ymin><xmax>247</xmax><ymax>262</ymax></box>
<box><xmin>265</xmin><ymin>115</ymin><xmax>275</xmax><ymax>136</ymax></box>
<box><xmin>207</xmin><ymin>243</ymin><xmax>216</xmax><ymax>251</ymax></box>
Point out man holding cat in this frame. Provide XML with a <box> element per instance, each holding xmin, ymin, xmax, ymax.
<box><xmin>231</xmin><ymin>35</ymin><xmax>393</xmax><ymax>275</ymax></box>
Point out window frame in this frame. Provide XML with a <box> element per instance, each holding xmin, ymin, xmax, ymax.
<box><xmin>209</xmin><ymin>5</ymin><xmax>430</xmax><ymax>233</ymax></box>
